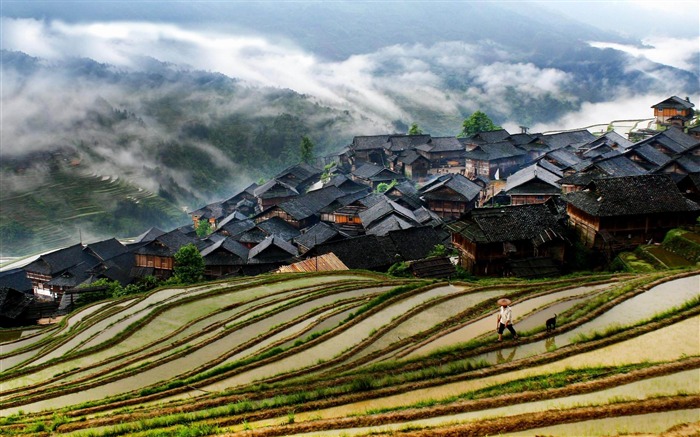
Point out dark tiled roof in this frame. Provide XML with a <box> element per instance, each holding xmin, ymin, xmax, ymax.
<box><xmin>133</xmin><ymin>229</ymin><xmax>205</xmax><ymax>257</ymax></box>
<box><xmin>505</xmin><ymin>164</ymin><xmax>561</xmax><ymax>193</ymax></box>
<box><xmin>132</xmin><ymin>227</ymin><xmax>166</xmax><ymax>243</ymax></box>
<box><xmin>201</xmin><ymin>237</ymin><xmax>249</xmax><ymax>265</ymax></box>
<box><xmin>218</xmin><ymin>219</ymin><xmax>256</xmax><ymax>238</ymax></box>
<box><xmin>545</xmin><ymin>148</ymin><xmax>583</xmax><ymax>168</ymax></box>
<box><xmin>592</xmin><ymin>155</ymin><xmax>647</xmax><ymax>177</ymax></box>
<box><xmin>410</xmin><ymin>256</ymin><xmax>456</xmax><ymax>278</ymax></box>
<box><xmin>253</xmin><ymin>179</ymin><xmax>299</xmax><ymax>199</ymax></box>
<box><xmin>46</xmin><ymin>261</ymin><xmax>93</xmax><ymax>288</ymax></box>
<box><xmin>314</xmin><ymin>235</ymin><xmax>395</xmax><ymax>270</ymax></box>
<box><xmin>0</xmin><ymin>269</ymin><xmax>32</xmax><ymax>293</ymax></box>
<box><xmin>352</xmin><ymin>135</ymin><xmax>390</xmax><ymax>151</ymax></box>
<box><xmin>294</xmin><ymin>222</ymin><xmax>341</xmax><ymax>250</ymax></box>
<box><xmin>536</xmin><ymin>159</ymin><xmax>565</xmax><ymax>177</ymax></box>
<box><xmin>0</xmin><ymin>287</ymin><xmax>34</xmax><ymax>319</ymax></box>
<box><xmin>563</xmin><ymin>174</ymin><xmax>700</xmax><ymax>216</ymax></box>
<box><xmin>388</xmin><ymin>134</ymin><xmax>431</xmax><ymax>152</ymax></box>
<box><xmin>448</xmin><ymin>203</ymin><xmax>564</xmax><ymax>243</ymax></box>
<box><xmin>324</xmin><ymin>174</ymin><xmax>371</xmax><ymax>194</ymax></box>
<box><xmin>256</xmin><ymin>216</ymin><xmax>301</xmax><ymax>241</ymax></box>
<box><xmin>463</xmin><ymin>129</ymin><xmax>512</xmax><ymax>144</ymax></box>
<box><xmin>85</xmin><ymin>238</ymin><xmax>128</xmax><ymax>261</ymax></box>
<box><xmin>381</xmin><ymin>226</ymin><xmax>444</xmax><ymax>261</ymax></box>
<box><xmin>651</xmin><ymin>96</ymin><xmax>695</xmax><ymax>110</ymax></box>
<box><xmin>464</xmin><ymin>141</ymin><xmax>527</xmax><ymax>161</ymax></box>
<box><xmin>248</xmin><ymin>236</ymin><xmax>298</xmax><ymax>262</ymax></box>
<box><xmin>626</xmin><ymin>143</ymin><xmax>672</xmax><ymax>167</ymax></box>
<box><xmin>352</xmin><ymin>163</ymin><xmax>403</xmax><ymax>182</ymax></box>
<box><xmin>538</xmin><ymin>129</ymin><xmax>596</xmax><ymax>150</ymax></box>
<box><xmin>279</xmin><ymin>186</ymin><xmax>347</xmax><ymax>220</ymax></box>
<box><xmin>420</xmin><ymin>173</ymin><xmax>482</xmax><ymax>202</ymax></box>
<box><xmin>274</xmin><ymin>163</ymin><xmax>321</xmax><ymax>190</ymax></box>
<box><xmin>24</xmin><ymin>244</ymin><xmax>93</xmax><ymax>276</ymax></box>
<box><xmin>366</xmin><ymin>215</ymin><xmax>416</xmax><ymax>236</ymax></box>
<box><xmin>657</xmin><ymin>155</ymin><xmax>700</xmax><ymax>173</ymax></box>
<box><xmin>635</xmin><ymin>127</ymin><xmax>700</xmax><ymax>154</ymax></box>
<box><xmin>359</xmin><ymin>198</ymin><xmax>418</xmax><ymax>229</ymax></box>
<box><xmin>385</xmin><ymin>180</ymin><xmax>423</xmax><ymax>209</ymax></box>
<box><xmin>427</xmin><ymin>137</ymin><xmax>464</xmax><ymax>152</ymax></box>
<box><xmin>508</xmin><ymin>132</ymin><xmax>539</xmax><ymax>146</ymax></box>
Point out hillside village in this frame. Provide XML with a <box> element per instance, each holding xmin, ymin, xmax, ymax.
<box><xmin>1</xmin><ymin>95</ymin><xmax>700</xmax><ymax>326</ymax></box>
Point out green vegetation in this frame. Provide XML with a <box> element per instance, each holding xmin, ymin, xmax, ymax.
<box><xmin>408</xmin><ymin>123</ymin><xmax>423</xmax><ymax>135</ymax></box>
<box><xmin>457</xmin><ymin>110</ymin><xmax>501</xmax><ymax>137</ymax></box>
<box><xmin>173</xmin><ymin>243</ymin><xmax>206</xmax><ymax>284</ymax></box>
<box><xmin>299</xmin><ymin>135</ymin><xmax>315</xmax><ymax>164</ymax></box>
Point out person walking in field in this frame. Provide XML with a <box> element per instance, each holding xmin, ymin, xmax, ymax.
<box><xmin>497</xmin><ymin>298</ymin><xmax>518</xmax><ymax>341</ymax></box>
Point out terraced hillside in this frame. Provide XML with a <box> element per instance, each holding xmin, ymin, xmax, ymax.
<box><xmin>0</xmin><ymin>270</ymin><xmax>698</xmax><ymax>436</ymax></box>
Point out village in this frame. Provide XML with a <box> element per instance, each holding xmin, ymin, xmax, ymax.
<box><xmin>1</xmin><ymin>95</ymin><xmax>699</xmax><ymax>326</ymax></box>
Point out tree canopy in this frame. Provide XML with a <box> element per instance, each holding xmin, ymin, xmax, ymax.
<box><xmin>173</xmin><ymin>243</ymin><xmax>205</xmax><ymax>284</ymax></box>
<box><xmin>458</xmin><ymin>111</ymin><xmax>501</xmax><ymax>137</ymax></box>
<box><xmin>408</xmin><ymin>123</ymin><xmax>423</xmax><ymax>135</ymax></box>
<box><xmin>300</xmin><ymin>135</ymin><xmax>315</xmax><ymax>164</ymax></box>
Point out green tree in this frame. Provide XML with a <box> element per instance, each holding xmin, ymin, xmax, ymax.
<box><xmin>321</xmin><ymin>162</ymin><xmax>337</xmax><ymax>183</ymax></box>
<box><xmin>196</xmin><ymin>219</ymin><xmax>212</xmax><ymax>238</ymax></box>
<box><xmin>375</xmin><ymin>179</ymin><xmax>398</xmax><ymax>194</ymax></box>
<box><xmin>408</xmin><ymin>123</ymin><xmax>423</xmax><ymax>135</ymax></box>
<box><xmin>173</xmin><ymin>243</ymin><xmax>205</xmax><ymax>284</ymax></box>
<box><xmin>300</xmin><ymin>135</ymin><xmax>315</xmax><ymax>164</ymax></box>
<box><xmin>458</xmin><ymin>111</ymin><xmax>501</xmax><ymax>137</ymax></box>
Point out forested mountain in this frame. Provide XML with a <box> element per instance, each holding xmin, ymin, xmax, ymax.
<box><xmin>1</xmin><ymin>1</ymin><xmax>698</xmax><ymax>256</ymax></box>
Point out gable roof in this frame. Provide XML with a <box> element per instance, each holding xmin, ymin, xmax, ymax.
<box><xmin>420</xmin><ymin>173</ymin><xmax>482</xmax><ymax>202</ymax></box>
<box><xmin>256</xmin><ymin>216</ymin><xmax>301</xmax><ymax>241</ymax></box>
<box><xmin>448</xmin><ymin>203</ymin><xmax>564</xmax><ymax>243</ymax></box>
<box><xmin>409</xmin><ymin>256</ymin><xmax>457</xmax><ymax>278</ymax></box>
<box><xmin>462</xmin><ymin>129</ymin><xmax>512</xmax><ymax>144</ymax></box>
<box><xmin>253</xmin><ymin>179</ymin><xmax>299</xmax><ymax>199</ymax></box>
<box><xmin>563</xmin><ymin>174</ymin><xmax>700</xmax><ymax>217</ymax></box>
<box><xmin>352</xmin><ymin>163</ymin><xmax>403</xmax><ymax>182</ymax></box>
<box><xmin>133</xmin><ymin>229</ymin><xmax>205</xmax><ymax>257</ymax></box>
<box><xmin>359</xmin><ymin>197</ymin><xmax>418</xmax><ymax>229</ymax></box>
<box><xmin>200</xmin><ymin>237</ymin><xmax>249</xmax><ymax>264</ymax></box>
<box><xmin>382</xmin><ymin>226</ymin><xmax>444</xmax><ymax>261</ymax></box>
<box><xmin>278</xmin><ymin>186</ymin><xmax>347</xmax><ymax>221</ymax></box>
<box><xmin>24</xmin><ymin>243</ymin><xmax>93</xmax><ymax>276</ymax></box>
<box><xmin>365</xmin><ymin>214</ymin><xmax>417</xmax><ymax>236</ymax></box>
<box><xmin>0</xmin><ymin>268</ymin><xmax>33</xmax><ymax>294</ymax></box>
<box><xmin>537</xmin><ymin>129</ymin><xmax>596</xmax><ymax>150</ymax></box>
<box><xmin>464</xmin><ymin>141</ymin><xmax>527</xmax><ymax>161</ymax></box>
<box><xmin>425</xmin><ymin>136</ymin><xmax>465</xmax><ymax>152</ymax></box>
<box><xmin>387</xmin><ymin>134</ymin><xmax>431</xmax><ymax>152</ymax></box>
<box><xmin>85</xmin><ymin>238</ymin><xmax>128</xmax><ymax>261</ymax></box>
<box><xmin>132</xmin><ymin>227</ymin><xmax>166</xmax><ymax>243</ymax></box>
<box><xmin>273</xmin><ymin>163</ymin><xmax>321</xmax><ymax>190</ymax></box>
<box><xmin>635</xmin><ymin>126</ymin><xmax>700</xmax><ymax>155</ymax></box>
<box><xmin>351</xmin><ymin>135</ymin><xmax>390</xmax><ymax>151</ymax></box>
<box><xmin>294</xmin><ymin>221</ymin><xmax>343</xmax><ymax>251</ymax></box>
<box><xmin>652</xmin><ymin>96</ymin><xmax>695</xmax><ymax>110</ymax></box>
<box><xmin>219</xmin><ymin>218</ymin><xmax>256</xmax><ymax>238</ymax></box>
<box><xmin>313</xmin><ymin>234</ymin><xmax>395</xmax><ymax>270</ymax></box>
<box><xmin>248</xmin><ymin>235</ymin><xmax>298</xmax><ymax>262</ymax></box>
<box><xmin>504</xmin><ymin>164</ymin><xmax>561</xmax><ymax>193</ymax></box>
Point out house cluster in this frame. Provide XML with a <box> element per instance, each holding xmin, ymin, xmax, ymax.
<box><xmin>1</xmin><ymin>96</ymin><xmax>699</xmax><ymax>325</ymax></box>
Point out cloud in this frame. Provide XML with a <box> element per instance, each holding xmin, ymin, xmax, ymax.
<box><xmin>589</xmin><ymin>36</ymin><xmax>700</xmax><ymax>72</ymax></box>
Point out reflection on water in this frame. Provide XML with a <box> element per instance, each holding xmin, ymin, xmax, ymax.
<box><xmin>470</xmin><ymin>275</ymin><xmax>699</xmax><ymax>366</ymax></box>
<box><xmin>496</xmin><ymin>346</ymin><xmax>517</xmax><ymax>364</ymax></box>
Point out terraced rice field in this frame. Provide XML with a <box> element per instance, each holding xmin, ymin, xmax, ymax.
<box><xmin>0</xmin><ymin>269</ymin><xmax>698</xmax><ymax>436</ymax></box>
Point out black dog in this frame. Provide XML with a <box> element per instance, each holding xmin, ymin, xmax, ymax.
<box><xmin>546</xmin><ymin>314</ymin><xmax>557</xmax><ymax>332</ymax></box>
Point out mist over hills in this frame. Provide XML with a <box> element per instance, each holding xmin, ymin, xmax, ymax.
<box><xmin>1</xmin><ymin>1</ymin><xmax>698</xmax><ymax>256</ymax></box>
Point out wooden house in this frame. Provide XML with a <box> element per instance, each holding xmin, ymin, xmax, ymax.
<box><xmin>245</xmin><ymin>236</ymin><xmax>299</xmax><ymax>275</ymax></box>
<box><xmin>293</xmin><ymin>222</ymin><xmax>347</xmax><ymax>254</ymax></box>
<box><xmin>652</xmin><ymin>96</ymin><xmax>695</xmax><ymax>129</ymax></box>
<box><xmin>447</xmin><ymin>202</ymin><xmax>567</xmax><ymax>276</ymax></box>
<box><xmin>396</xmin><ymin>150</ymin><xmax>431</xmax><ymax>180</ymax></box>
<box><xmin>359</xmin><ymin>198</ymin><xmax>420</xmax><ymax>237</ymax></box>
<box><xmin>254</xmin><ymin>186</ymin><xmax>347</xmax><ymax>229</ymax></box>
<box><xmin>200</xmin><ymin>237</ymin><xmax>249</xmax><ymax>279</ymax></box>
<box><xmin>320</xmin><ymin>192</ymin><xmax>384</xmax><ymax>235</ymax></box>
<box><xmin>190</xmin><ymin>183</ymin><xmax>258</xmax><ymax>231</ymax></box>
<box><xmin>463</xmin><ymin>141</ymin><xmax>529</xmax><ymax>179</ymax></box>
<box><xmin>132</xmin><ymin>229</ymin><xmax>206</xmax><ymax>280</ymax></box>
<box><xmin>563</xmin><ymin>174</ymin><xmax>700</xmax><ymax>256</ymax></box>
<box><xmin>419</xmin><ymin>173</ymin><xmax>482</xmax><ymax>218</ymax></box>
<box><xmin>349</xmin><ymin>135</ymin><xmax>391</xmax><ymax>166</ymax></box>
<box><xmin>504</xmin><ymin>164</ymin><xmax>562</xmax><ymax>205</ymax></box>
<box><xmin>415</xmin><ymin>137</ymin><xmax>465</xmax><ymax>171</ymax></box>
<box><xmin>253</xmin><ymin>179</ymin><xmax>299</xmax><ymax>210</ymax></box>
<box><xmin>351</xmin><ymin>163</ymin><xmax>405</xmax><ymax>189</ymax></box>
<box><xmin>23</xmin><ymin>243</ymin><xmax>97</xmax><ymax>299</ymax></box>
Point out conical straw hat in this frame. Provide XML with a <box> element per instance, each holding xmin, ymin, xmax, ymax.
<box><xmin>497</xmin><ymin>298</ymin><xmax>511</xmax><ymax>306</ymax></box>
